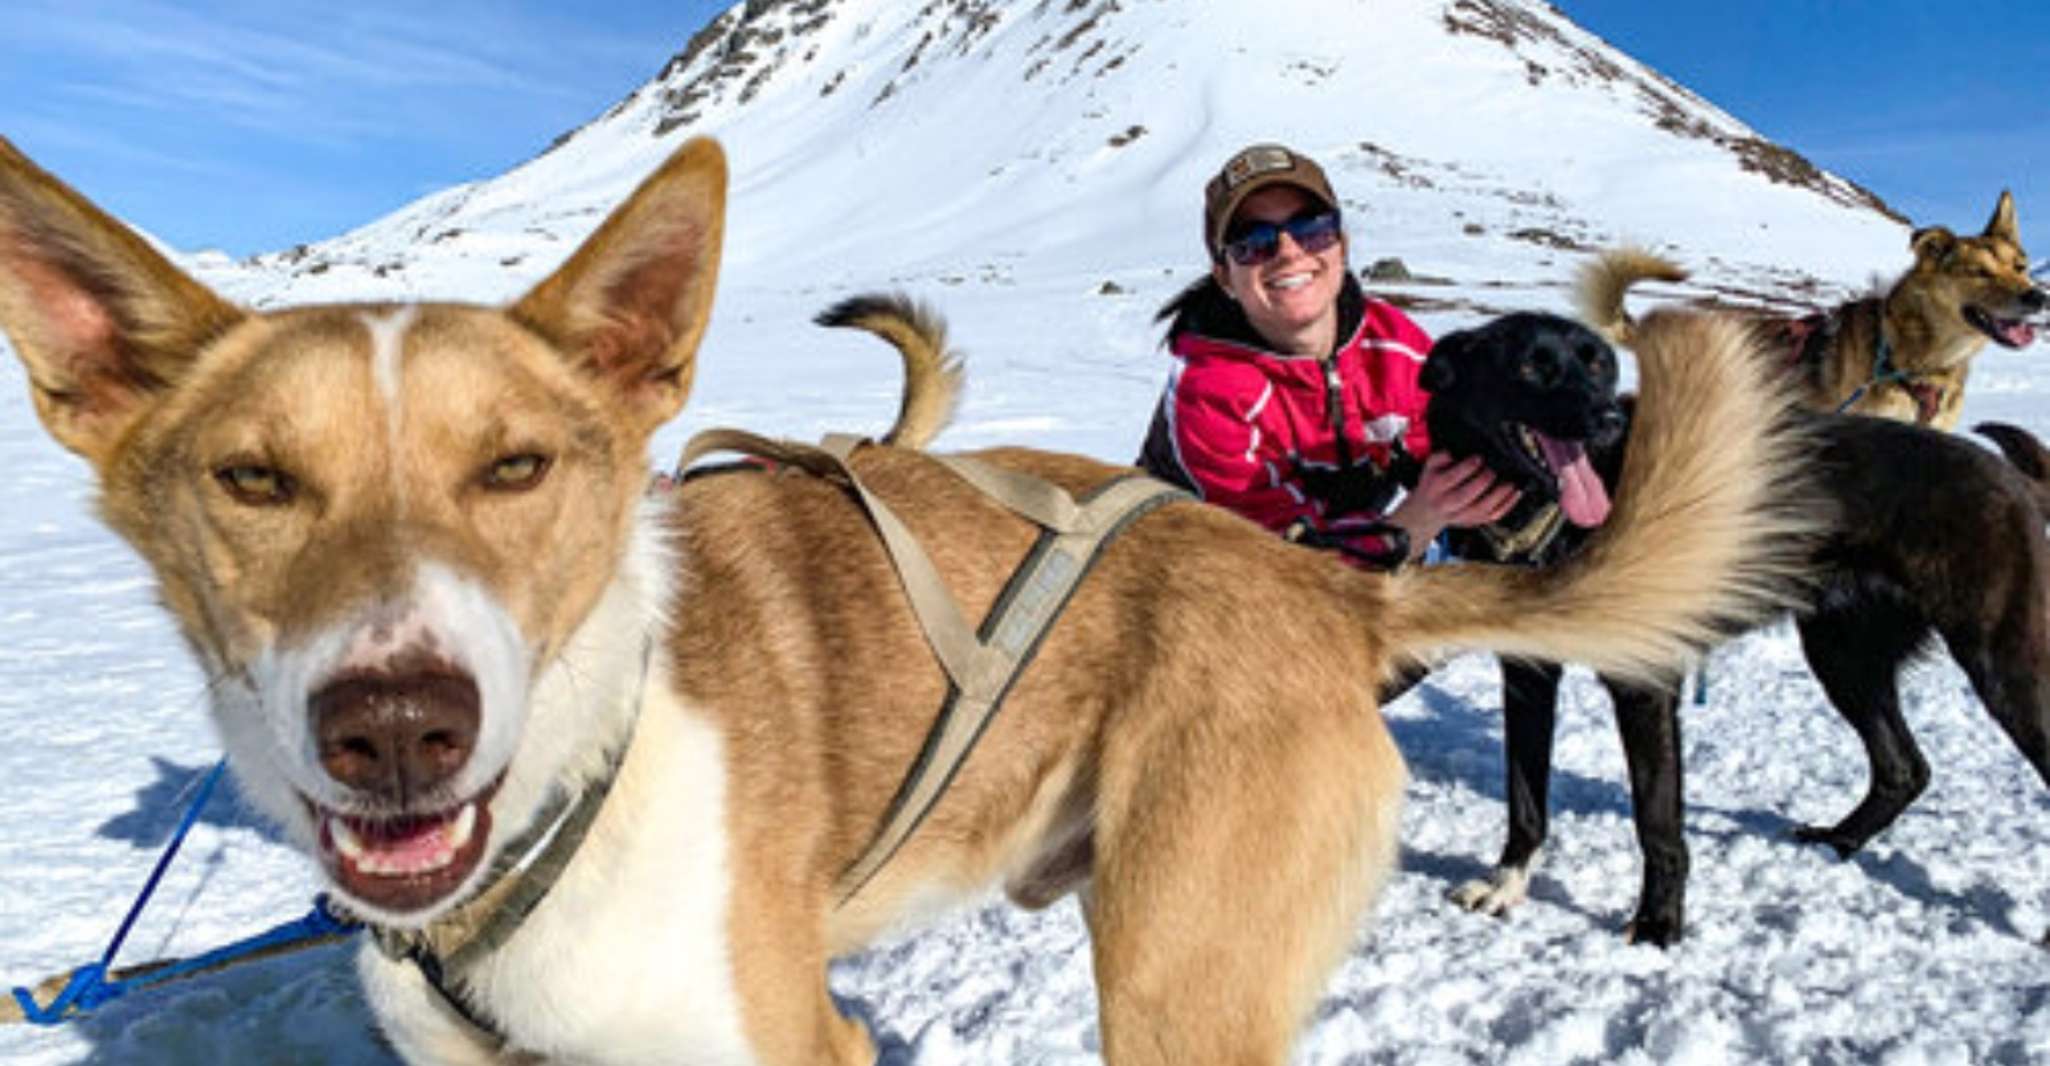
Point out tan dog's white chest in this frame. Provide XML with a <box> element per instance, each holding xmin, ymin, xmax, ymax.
<box><xmin>363</xmin><ymin>687</ymin><xmax>757</xmax><ymax>1066</ymax></box>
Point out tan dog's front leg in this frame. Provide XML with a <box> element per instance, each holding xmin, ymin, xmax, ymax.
<box><xmin>359</xmin><ymin>950</ymin><xmax>531</xmax><ymax>1066</ymax></box>
<box><xmin>729</xmin><ymin>893</ymin><xmax>876</xmax><ymax>1064</ymax></box>
<box><xmin>1085</xmin><ymin>687</ymin><xmax>1406</xmax><ymax>1065</ymax></box>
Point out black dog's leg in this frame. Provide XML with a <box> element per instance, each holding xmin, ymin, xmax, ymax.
<box><xmin>1450</xmin><ymin>659</ymin><xmax>1561</xmax><ymax>916</ymax></box>
<box><xmin>1605</xmin><ymin>676</ymin><xmax>1688</xmax><ymax>946</ymax></box>
<box><xmin>1941</xmin><ymin>619</ymin><xmax>2050</xmax><ymax>947</ymax></box>
<box><xmin>1941</xmin><ymin>623</ymin><xmax>2050</xmax><ymax>792</ymax></box>
<box><xmin>1792</xmin><ymin>605</ymin><xmax>1931</xmax><ymax>856</ymax></box>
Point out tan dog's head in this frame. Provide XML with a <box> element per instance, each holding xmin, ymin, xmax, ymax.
<box><xmin>0</xmin><ymin>137</ymin><xmax>724</xmax><ymax>922</ymax></box>
<box><xmin>1903</xmin><ymin>190</ymin><xmax>2044</xmax><ymax>354</ymax></box>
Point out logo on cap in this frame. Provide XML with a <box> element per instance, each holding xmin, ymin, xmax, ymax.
<box><xmin>1222</xmin><ymin>145</ymin><xmax>1297</xmax><ymax>190</ymax></box>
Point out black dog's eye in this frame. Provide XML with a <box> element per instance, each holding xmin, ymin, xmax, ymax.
<box><xmin>215</xmin><ymin>464</ymin><xmax>298</xmax><ymax>507</ymax></box>
<box><xmin>1575</xmin><ymin>341</ymin><xmax>1617</xmax><ymax>384</ymax></box>
<box><xmin>1520</xmin><ymin>345</ymin><xmax>1564</xmax><ymax>387</ymax></box>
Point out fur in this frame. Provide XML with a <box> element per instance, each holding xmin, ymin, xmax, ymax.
<box><xmin>0</xmin><ymin>136</ymin><xmax>1824</xmax><ymax>1063</ymax></box>
<box><xmin>1421</xmin><ymin>309</ymin><xmax>2050</xmax><ymax>947</ymax></box>
<box><xmin>1579</xmin><ymin>198</ymin><xmax>2045</xmax><ymax>430</ymax></box>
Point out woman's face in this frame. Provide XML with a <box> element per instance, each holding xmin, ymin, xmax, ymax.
<box><xmin>1213</xmin><ymin>185</ymin><xmax>1346</xmax><ymax>356</ymax></box>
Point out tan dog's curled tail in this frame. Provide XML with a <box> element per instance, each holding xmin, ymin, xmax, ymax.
<box><xmin>817</xmin><ymin>294</ymin><xmax>964</xmax><ymax>450</ymax></box>
<box><xmin>1385</xmin><ymin>309</ymin><xmax>1824</xmax><ymax>686</ymax></box>
<box><xmin>1576</xmin><ymin>248</ymin><xmax>1690</xmax><ymax>347</ymax></box>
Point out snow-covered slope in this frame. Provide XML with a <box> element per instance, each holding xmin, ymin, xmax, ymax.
<box><xmin>222</xmin><ymin>0</ymin><xmax>1909</xmax><ymax>307</ymax></box>
<box><xmin>3</xmin><ymin>1</ymin><xmax>2045</xmax><ymax>1063</ymax></box>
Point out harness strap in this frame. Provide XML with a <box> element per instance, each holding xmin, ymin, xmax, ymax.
<box><xmin>680</xmin><ymin>428</ymin><xmax>986</xmax><ymax>688</ymax></box>
<box><xmin>1797</xmin><ymin>297</ymin><xmax>1939</xmax><ymax>422</ymax></box>
<box><xmin>674</xmin><ymin>428</ymin><xmax>1188</xmax><ymax>903</ymax></box>
<box><xmin>835</xmin><ymin>473</ymin><xmax>1186</xmax><ymax>903</ymax></box>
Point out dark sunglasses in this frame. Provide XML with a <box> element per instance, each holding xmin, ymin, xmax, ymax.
<box><xmin>1223</xmin><ymin>210</ymin><xmax>1342</xmax><ymax>266</ymax></box>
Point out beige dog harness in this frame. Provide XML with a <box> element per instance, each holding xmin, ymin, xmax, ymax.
<box><xmin>673</xmin><ymin>429</ymin><xmax>1189</xmax><ymax>902</ymax></box>
<box><xmin>345</xmin><ymin>433</ymin><xmax>1184</xmax><ymax>1048</ymax></box>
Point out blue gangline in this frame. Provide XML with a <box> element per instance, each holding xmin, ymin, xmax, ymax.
<box><xmin>9</xmin><ymin>759</ymin><xmax>361</xmax><ymax>1024</ymax></box>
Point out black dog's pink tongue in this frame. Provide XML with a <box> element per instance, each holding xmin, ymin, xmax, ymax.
<box><xmin>1537</xmin><ymin>434</ymin><xmax>1613</xmax><ymax>527</ymax></box>
<box><xmin>2006</xmin><ymin>321</ymin><xmax>2037</xmax><ymax>347</ymax></box>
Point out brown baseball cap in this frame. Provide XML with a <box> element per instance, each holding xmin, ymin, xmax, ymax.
<box><xmin>1203</xmin><ymin>143</ymin><xmax>1338</xmax><ymax>261</ymax></box>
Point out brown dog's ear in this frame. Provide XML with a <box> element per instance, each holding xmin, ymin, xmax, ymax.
<box><xmin>0</xmin><ymin>137</ymin><xmax>245</xmax><ymax>466</ymax></box>
<box><xmin>1909</xmin><ymin>225</ymin><xmax>1957</xmax><ymax>264</ymax></box>
<box><xmin>1984</xmin><ymin>190</ymin><xmax>2019</xmax><ymax>243</ymax></box>
<box><xmin>510</xmin><ymin>138</ymin><xmax>726</xmax><ymax>436</ymax></box>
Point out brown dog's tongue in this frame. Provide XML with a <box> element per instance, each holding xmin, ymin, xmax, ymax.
<box><xmin>1538</xmin><ymin>435</ymin><xmax>1613</xmax><ymax>527</ymax></box>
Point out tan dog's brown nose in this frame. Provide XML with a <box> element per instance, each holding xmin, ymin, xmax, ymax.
<box><xmin>312</xmin><ymin>672</ymin><xmax>481</xmax><ymax>802</ymax></box>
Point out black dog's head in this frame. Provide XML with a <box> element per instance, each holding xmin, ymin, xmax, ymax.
<box><xmin>1421</xmin><ymin>312</ymin><xmax>1626</xmax><ymax>534</ymax></box>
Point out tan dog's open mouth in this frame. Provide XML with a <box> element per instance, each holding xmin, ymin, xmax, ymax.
<box><xmin>1967</xmin><ymin>305</ymin><xmax>2039</xmax><ymax>348</ymax></box>
<box><xmin>309</xmin><ymin>776</ymin><xmax>501</xmax><ymax>913</ymax></box>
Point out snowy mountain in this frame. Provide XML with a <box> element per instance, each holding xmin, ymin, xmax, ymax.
<box><xmin>221</xmin><ymin>0</ymin><xmax>1911</xmax><ymax>309</ymax></box>
<box><xmin>4</xmin><ymin>1</ymin><xmax>2045</xmax><ymax>1064</ymax></box>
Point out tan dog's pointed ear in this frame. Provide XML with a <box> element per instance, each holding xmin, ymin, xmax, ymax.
<box><xmin>511</xmin><ymin>138</ymin><xmax>726</xmax><ymax>436</ymax></box>
<box><xmin>1984</xmin><ymin>189</ymin><xmax>2019</xmax><ymax>243</ymax></box>
<box><xmin>1910</xmin><ymin>225</ymin><xmax>1957</xmax><ymax>264</ymax></box>
<box><xmin>0</xmin><ymin>137</ymin><xmax>245</xmax><ymax>466</ymax></box>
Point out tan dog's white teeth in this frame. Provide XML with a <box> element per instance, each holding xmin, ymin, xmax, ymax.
<box><xmin>326</xmin><ymin>804</ymin><xmax>474</xmax><ymax>877</ymax></box>
<box><xmin>449</xmin><ymin>802</ymin><xmax>477</xmax><ymax>851</ymax></box>
<box><xmin>330</xmin><ymin>815</ymin><xmax>366</xmax><ymax>862</ymax></box>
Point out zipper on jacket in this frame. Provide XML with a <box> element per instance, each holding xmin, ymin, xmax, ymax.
<box><xmin>1324</xmin><ymin>359</ymin><xmax>1358</xmax><ymax>472</ymax></box>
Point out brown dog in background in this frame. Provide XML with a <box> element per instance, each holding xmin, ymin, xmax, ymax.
<box><xmin>1582</xmin><ymin>192</ymin><xmax>2044</xmax><ymax>429</ymax></box>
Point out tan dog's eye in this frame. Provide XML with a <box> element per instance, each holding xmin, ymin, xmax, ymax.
<box><xmin>483</xmin><ymin>453</ymin><xmax>551</xmax><ymax>492</ymax></box>
<box><xmin>214</xmin><ymin>464</ymin><xmax>297</xmax><ymax>506</ymax></box>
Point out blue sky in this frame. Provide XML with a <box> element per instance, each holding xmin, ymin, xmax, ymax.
<box><xmin>1556</xmin><ymin>0</ymin><xmax>2049</xmax><ymax>262</ymax></box>
<box><xmin>2</xmin><ymin>1</ymin><xmax>2044</xmax><ymax>262</ymax></box>
<box><xmin>0</xmin><ymin>0</ymin><xmax>728</xmax><ymax>256</ymax></box>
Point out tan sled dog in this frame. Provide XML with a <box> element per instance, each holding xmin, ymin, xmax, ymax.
<box><xmin>1581</xmin><ymin>193</ymin><xmax>2044</xmax><ymax>430</ymax></box>
<box><xmin>0</xmin><ymin>135</ymin><xmax>1817</xmax><ymax>1065</ymax></box>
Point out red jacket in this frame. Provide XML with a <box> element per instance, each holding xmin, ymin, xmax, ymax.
<box><xmin>1137</xmin><ymin>276</ymin><xmax>1433</xmax><ymax>560</ymax></box>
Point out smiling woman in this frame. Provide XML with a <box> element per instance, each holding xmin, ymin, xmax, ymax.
<box><xmin>1135</xmin><ymin>142</ymin><xmax>1519</xmax><ymax>573</ymax></box>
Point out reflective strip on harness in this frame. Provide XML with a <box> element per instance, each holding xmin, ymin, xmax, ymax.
<box><xmin>673</xmin><ymin>429</ymin><xmax>1189</xmax><ymax>903</ymax></box>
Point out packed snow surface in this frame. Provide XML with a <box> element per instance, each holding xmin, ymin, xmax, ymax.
<box><xmin>1</xmin><ymin>0</ymin><xmax>2043</xmax><ymax>1062</ymax></box>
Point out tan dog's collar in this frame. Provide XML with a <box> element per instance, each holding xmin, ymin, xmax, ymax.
<box><xmin>347</xmin><ymin>637</ymin><xmax>653</xmax><ymax>1045</ymax></box>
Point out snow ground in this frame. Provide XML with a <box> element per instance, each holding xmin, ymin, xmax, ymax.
<box><xmin>1</xmin><ymin>0</ymin><xmax>2045</xmax><ymax>1061</ymax></box>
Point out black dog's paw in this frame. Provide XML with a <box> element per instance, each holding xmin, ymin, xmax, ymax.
<box><xmin>1623</xmin><ymin>914</ymin><xmax>1684</xmax><ymax>949</ymax></box>
<box><xmin>1789</xmin><ymin>824</ymin><xmax>1861</xmax><ymax>860</ymax></box>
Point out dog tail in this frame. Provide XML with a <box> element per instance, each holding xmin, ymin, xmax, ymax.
<box><xmin>816</xmin><ymin>293</ymin><xmax>964</xmax><ymax>450</ymax></box>
<box><xmin>1576</xmin><ymin>248</ymin><xmax>1690</xmax><ymax>347</ymax></box>
<box><xmin>1974</xmin><ymin>421</ymin><xmax>2050</xmax><ymax>513</ymax></box>
<box><xmin>1382</xmin><ymin>310</ymin><xmax>1823</xmax><ymax>686</ymax></box>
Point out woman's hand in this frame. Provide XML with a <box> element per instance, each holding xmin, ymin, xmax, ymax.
<box><xmin>1385</xmin><ymin>452</ymin><xmax>1519</xmax><ymax>559</ymax></box>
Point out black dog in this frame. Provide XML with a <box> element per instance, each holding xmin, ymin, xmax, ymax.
<box><xmin>1419</xmin><ymin>312</ymin><xmax>2050</xmax><ymax>947</ymax></box>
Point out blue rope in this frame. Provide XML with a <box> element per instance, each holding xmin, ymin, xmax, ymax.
<box><xmin>1835</xmin><ymin>331</ymin><xmax>1904</xmax><ymax>414</ymax></box>
<box><xmin>105</xmin><ymin>761</ymin><xmax>227</xmax><ymax>968</ymax></box>
<box><xmin>9</xmin><ymin>760</ymin><xmax>362</xmax><ymax>1024</ymax></box>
